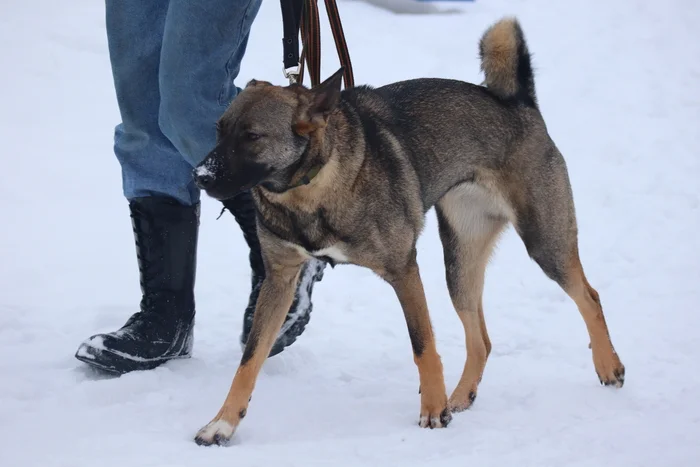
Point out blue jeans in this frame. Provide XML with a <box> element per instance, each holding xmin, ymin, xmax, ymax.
<box><xmin>106</xmin><ymin>0</ymin><xmax>262</xmax><ymax>206</ymax></box>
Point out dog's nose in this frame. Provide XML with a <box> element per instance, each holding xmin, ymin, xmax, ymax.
<box><xmin>196</xmin><ymin>173</ymin><xmax>213</xmax><ymax>188</ymax></box>
<box><xmin>193</xmin><ymin>167</ymin><xmax>215</xmax><ymax>189</ymax></box>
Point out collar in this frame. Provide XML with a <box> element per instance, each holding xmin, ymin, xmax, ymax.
<box><xmin>289</xmin><ymin>164</ymin><xmax>323</xmax><ymax>188</ymax></box>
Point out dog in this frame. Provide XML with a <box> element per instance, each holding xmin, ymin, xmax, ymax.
<box><xmin>192</xmin><ymin>16</ymin><xmax>625</xmax><ymax>446</ymax></box>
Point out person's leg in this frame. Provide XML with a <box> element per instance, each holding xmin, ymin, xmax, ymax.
<box><xmin>75</xmin><ymin>0</ymin><xmax>202</xmax><ymax>374</ymax></box>
<box><xmin>157</xmin><ymin>0</ymin><xmax>326</xmax><ymax>357</ymax></box>
<box><xmin>76</xmin><ymin>0</ymin><xmax>324</xmax><ymax>374</ymax></box>
<box><xmin>157</xmin><ymin>0</ymin><xmax>260</xmax><ymax>170</ymax></box>
<box><xmin>109</xmin><ymin>1</ymin><xmax>200</xmax><ymax>206</ymax></box>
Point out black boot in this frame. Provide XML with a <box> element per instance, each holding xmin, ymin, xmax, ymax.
<box><xmin>75</xmin><ymin>196</ymin><xmax>199</xmax><ymax>374</ymax></box>
<box><xmin>221</xmin><ymin>191</ymin><xmax>326</xmax><ymax>357</ymax></box>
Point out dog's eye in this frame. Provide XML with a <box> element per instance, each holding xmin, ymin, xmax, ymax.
<box><xmin>246</xmin><ymin>131</ymin><xmax>261</xmax><ymax>141</ymax></box>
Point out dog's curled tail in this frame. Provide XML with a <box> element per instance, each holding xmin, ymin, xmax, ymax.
<box><xmin>479</xmin><ymin>17</ymin><xmax>537</xmax><ymax>107</ymax></box>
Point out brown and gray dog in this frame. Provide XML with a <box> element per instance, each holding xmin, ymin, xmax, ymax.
<box><xmin>192</xmin><ymin>17</ymin><xmax>625</xmax><ymax>446</ymax></box>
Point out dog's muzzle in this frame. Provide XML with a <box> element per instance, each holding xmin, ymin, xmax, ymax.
<box><xmin>193</xmin><ymin>165</ymin><xmax>215</xmax><ymax>190</ymax></box>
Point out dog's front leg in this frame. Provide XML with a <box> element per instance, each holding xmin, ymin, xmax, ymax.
<box><xmin>384</xmin><ymin>252</ymin><xmax>451</xmax><ymax>429</ymax></box>
<box><xmin>194</xmin><ymin>257</ymin><xmax>304</xmax><ymax>446</ymax></box>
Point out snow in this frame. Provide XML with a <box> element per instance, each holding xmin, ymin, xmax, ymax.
<box><xmin>194</xmin><ymin>165</ymin><xmax>214</xmax><ymax>178</ymax></box>
<box><xmin>1</xmin><ymin>0</ymin><xmax>699</xmax><ymax>465</ymax></box>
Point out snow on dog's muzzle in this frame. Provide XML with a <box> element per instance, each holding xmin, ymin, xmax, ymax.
<box><xmin>193</xmin><ymin>153</ymin><xmax>273</xmax><ymax>201</ymax></box>
<box><xmin>193</xmin><ymin>164</ymin><xmax>216</xmax><ymax>190</ymax></box>
<box><xmin>193</xmin><ymin>149</ymin><xmax>224</xmax><ymax>190</ymax></box>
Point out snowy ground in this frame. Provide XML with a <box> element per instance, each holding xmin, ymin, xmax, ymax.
<box><xmin>1</xmin><ymin>0</ymin><xmax>699</xmax><ymax>466</ymax></box>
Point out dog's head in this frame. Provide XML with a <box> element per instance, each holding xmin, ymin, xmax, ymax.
<box><xmin>193</xmin><ymin>68</ymin><xmax>344</xmax><ymax>200</ymax></box>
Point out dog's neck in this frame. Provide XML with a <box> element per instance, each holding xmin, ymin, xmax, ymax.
<box><xmin>257</xmin><ymin>131</ymin><xmax>336</xmax><ymax>203</ymax></box>
<box><xmin>255</xmin><ymin>110</ymin><xmax>362</xmax><ymax>212</ymax></box>
<box><xmin>287</xmin><ymin>154</ymin><xmax>325</xmax><ymax>189</ymax></box>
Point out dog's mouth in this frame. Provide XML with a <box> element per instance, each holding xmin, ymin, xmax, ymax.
<box><xmin>193</xmin><ymin>161</ymin><xmax>271</xmax><ymax>200</ymax></box>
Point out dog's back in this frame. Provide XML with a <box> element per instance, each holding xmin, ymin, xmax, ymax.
<box><xmin>336</xmin><ymin>19</ymin><xmax>551</xmax><ymax>211</ymax></box>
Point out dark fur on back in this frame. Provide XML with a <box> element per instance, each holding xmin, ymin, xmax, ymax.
<box><xmin>349</xmin><ymin>79</ymin><xmax>537</xmax><ymax>209</ymax></box>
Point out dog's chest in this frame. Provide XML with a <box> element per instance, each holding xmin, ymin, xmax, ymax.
<box><xmin>256</xmin><ymin>197</ymin><xmax>350</xmax><ymax>264</ymax></box>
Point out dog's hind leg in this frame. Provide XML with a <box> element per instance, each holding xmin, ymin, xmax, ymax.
<box><xmin>512</xmin><ymin>150</ymin><xmax>625</xmax><ymax>388</ymax></box>
<box><xmin>383</xmin><ymin>250</ymin><xmax>451</xmax><ymax>429</ymax></box>
<box><xmin>436</xmin><ymin>190</ymin><xmax>508</xmax><ymax>412</ymax></box>
<box><xmin>564</xmin><ymin>246</ymin><xmax>625</xmax><ymax>387</ymax></box>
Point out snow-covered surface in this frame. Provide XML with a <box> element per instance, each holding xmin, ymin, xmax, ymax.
<box><xmin>1</xmin><ymin>0</ymin><xmax>699</xmax><ymax>465</ymax></box>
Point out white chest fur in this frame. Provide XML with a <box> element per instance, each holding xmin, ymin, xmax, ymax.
<box><xmin>312</xmin><ymin>245</ymin><xmax>349</xmax><ymax>263</ymax></box>
<box><xmin>290</xmin><ymin>243</ymin><xmax>350</xmax><ymax>264</ymax></box>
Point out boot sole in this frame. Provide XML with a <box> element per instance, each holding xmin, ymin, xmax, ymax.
<box><xmin>74</xmin><ymin>326</ymin><xmax>194</xmax><ymax>375</ymax></box>
<box><xmin>268</xmin><ymin>301</ymin><xmax>312</xmax><ymax>357</ymax></box>
<box><xmin>75</xmin><ymin>347</ymin><xmax>192</xmax><ymax>375</ymax></box>
<box><xmin>242</xmin><ymin>259</ymin><xmax>324</xmax><ymax>357</ymax></box>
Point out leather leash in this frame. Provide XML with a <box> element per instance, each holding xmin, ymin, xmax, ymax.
<box><xmin>281</xmin><ymin>0</ymin><xmax>354</xmax><ymax>89</ymax></box>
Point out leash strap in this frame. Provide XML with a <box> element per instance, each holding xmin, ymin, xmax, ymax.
<box><xmin>323</xmin><ymin>0</ymin><xmax>354</xmax><ymax>88</ymax></box>
<box><xmin>280</xmin><ymin>0</ymin><xmax>354</xmax><ymax>89</ymax></box>
<box><xmin>281</xmin><ymin>0</ymin><xmax>303</xmax><ymax>82</ymax></box>
<box><xmin>281</xmin><ymin>0</ymin><xmax>303</xmax><ymax>72</ymax></box>
<box><xmin>301</xmin><ymin>0</ymin><xmax>321</xmax><ymax>87</ymax></box>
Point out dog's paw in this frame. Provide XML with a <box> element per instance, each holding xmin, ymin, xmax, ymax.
<box><xmin>448</xmin><ymin>390</ymin><xmax>477</xmax><ymax>413</ymax></box>
<box><xmin>419</xmin><ymin>406</ymin><xmax>452</xmax><ymax>429</ymax></box>
<box><xmin>194</xmin><ymin>419</ymin><xmax>237</xmax><ymax>446</ymax></box>
<box><xmin>597</xmin><ymin>364</ymin><xmax>625</xmax><ymax>388</ymax></box>
<box><xmin>593</xmin><ymin>349</ymin><xmax>625</xmax><ymax>388</ymax></box>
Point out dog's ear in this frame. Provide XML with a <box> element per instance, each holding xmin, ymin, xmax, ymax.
<box><xmin>294</xmin><ymin>68</ymin><xmax>344</xmax><ymax>135</ymax></box>
<box><xmin>310</xmin><ymin>68</ymin><xmax>344</xmax><ymax>119</ymax></box>
<box><xmin>246</xmin><ymin>79</ymin><xmax>272</xmax><ymax>89</ymax></box>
